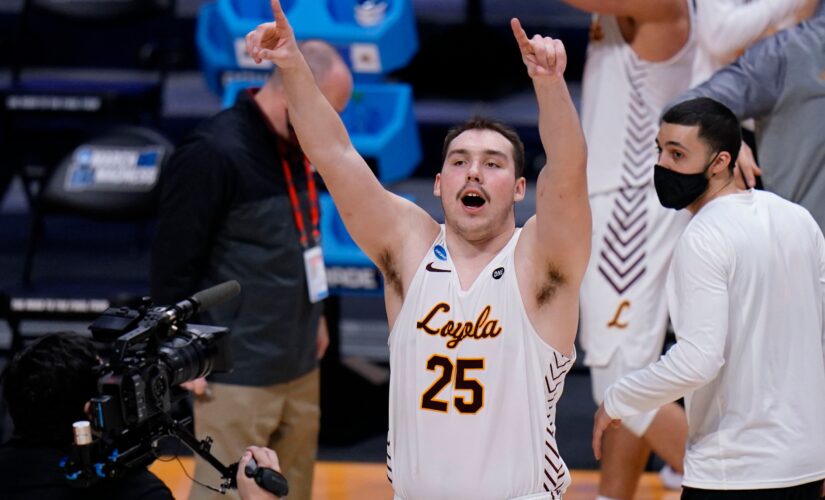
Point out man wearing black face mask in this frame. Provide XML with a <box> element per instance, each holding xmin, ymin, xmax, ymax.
<box><xmin>653</xmin><ymin>151</ymin><xmax>721</xmax><ymax>210</ymax></box>
<box><xmin>592</xmin><ymin>97</ymin><xmax>825</xmax><ymax>499</ymax></box>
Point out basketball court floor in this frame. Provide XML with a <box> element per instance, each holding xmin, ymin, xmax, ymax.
<box><xmin>150</xmin><ymin>457</ymin><xmax>680</xmax><ymax>500</ymax></box>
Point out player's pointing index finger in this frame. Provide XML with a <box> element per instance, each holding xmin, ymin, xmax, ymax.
<box><xmin>510</xmin><ymin>18</ymin><xmax>531</xmax><ymax>52</ymax></box>
<box><xmin>271</xmin><ymin>0</ymin><xmax>290</xmax><ymax>28</ymax></box>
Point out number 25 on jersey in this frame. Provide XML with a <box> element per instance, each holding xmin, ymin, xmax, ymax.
<box><xmin>420</xmin><ymin>355</ymin><xmax>485</xmax><ymax>414</ymax></box>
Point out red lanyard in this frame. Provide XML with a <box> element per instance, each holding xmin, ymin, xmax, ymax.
<box><xmin>281</xmin><ymin>155</ymin><xmax>320</xmax><ymax>248</ymax></box>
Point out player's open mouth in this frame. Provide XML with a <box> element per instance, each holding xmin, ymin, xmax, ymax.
<box><xmin>461</xmin><ymin>192</ymin><xmax>486</xmax><ymax>208</ymax></box>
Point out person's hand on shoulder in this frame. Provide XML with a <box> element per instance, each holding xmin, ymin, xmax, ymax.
<box><xmin>237</xmin><ymin>446</ymin><xmax>282</xmax><ymax>500</ymax></box>
<box><xmin>734</xmin><ymin>141</ymin><xmax>761</xmax><ymax>190</ymax></box>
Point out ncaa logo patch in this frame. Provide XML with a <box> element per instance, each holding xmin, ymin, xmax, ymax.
<box><xmin>492</xmin><ymin>267</ymin><xmax>505</xmax><ymax>279</ymax></box>
<box><xmin>434</xmin><ymin>245</ymin><xmax>448</xmax><ymax>261</ymax></box>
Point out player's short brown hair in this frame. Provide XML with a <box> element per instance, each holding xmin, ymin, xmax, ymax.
<box><xmin>442</xmin><ymin>117</ymin><xmax>525</xmax><ymax>178</ymax></box>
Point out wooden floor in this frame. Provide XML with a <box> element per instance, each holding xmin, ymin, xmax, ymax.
<box><xmin>150</xmin><ymin>457</ymin><xmax>681</xmax><ymax>499</ymax></box>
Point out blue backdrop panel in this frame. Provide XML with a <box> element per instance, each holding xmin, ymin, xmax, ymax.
<box><xmin>222</xmin><ymin>81</ymin><xmax>420</xmax><ymax>184</ymax></box>
<box><xmin>197</xmin><ymin>0</ymin><xmax>418</xmax><ymax>94</ymax></box>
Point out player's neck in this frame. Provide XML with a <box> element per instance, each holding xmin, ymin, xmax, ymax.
<box><xmin>689</xmin><ymin>174</ymin><xmax>742</xmax><ymax>214</ymax></box>
<box><xmin>254</xmin><ymin>84</ymin><xmax>289</xmax><ymax>140</ymax></box>
<box><xmin>444</xmin><ymin>223</ymin><xmax>516</xmax><ymax>263</ymax></box>
<box><xmin>443</xmin><ymin>222</ymin><xmax>516</xmax><ymax>291</ymax></box>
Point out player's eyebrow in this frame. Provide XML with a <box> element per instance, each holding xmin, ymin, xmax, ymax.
<box><xmin>656</xmin><ymin>138</ymin><xmax>691</xmax><ymax>152</ymax></box>
<box><xmin>447</xmin><ymin>149</ymin><xmax>508</xmax><ymax>159</ymax></box>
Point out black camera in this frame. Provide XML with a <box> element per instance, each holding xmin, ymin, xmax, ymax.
<box><xmin>87</xmin><ymin>280</ymin><xmax>235</xmax><ymax>447</ymax></box>
<box><xmin>90</xmin><ymin>313</ymin><xmax>231</xmax><ymax>439</ymax></box>
<box><xmin>61</xmin><ymin>281</ymin><xmax>288</xmax><ymax>497</ymax></box>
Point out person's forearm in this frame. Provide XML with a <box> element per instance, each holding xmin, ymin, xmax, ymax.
<box><xmin>276</xmin><ymin>55</ymin><xmax>411</xmax><ymax>262</ymax></box>
<box><xmin>674</xmin><ymin>68</ymin><xmax>758</xmax><ymax>121</ymax></box>
<box><xmin>535</xmin><ymin>78</ymin><xmax>587</xmax><ymax>182</ymax></box>
<box><xmin>561</xmin><ymin>0</ymin><xmax>633</xmax><ymax>15</ymax></box>
<box><xmin>561</xmin><ymin>0</ymin><xmax>682</xmax><ymax>19</ymax></box>
<box><xmin>603</xmin><ymin>336</ymin><xmax>724</xmax><ymax>419</ymax></box>
<box><xmin>561</xmin><ymin>0</ymin><xmax>611</xmax><ymax>14</ymax></box>
<box><xmin>671</xmin><ymin>30</ymin><xmax>786</xmax><ymax>120</ymax></box>
<box><xmin>697</xmin><ymin>0</ymin><xmax>804</xmax><ymax>64</ymax></box>
<box><xmin>279</xmin><ymin>60</ymin><xmax>358</xmax><ymax>181</ymax></box>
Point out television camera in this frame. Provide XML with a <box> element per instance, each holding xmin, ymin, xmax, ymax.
<box><xmin>60</xmin><ymin>280</ymin><xmax>289</xmax><ymax>497</ymax></box>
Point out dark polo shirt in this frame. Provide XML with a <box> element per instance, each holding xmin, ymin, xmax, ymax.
<box><xmin>151</xmin><ymin>90</ymin><xmax>322</xmax><ymax>386</ymax></box>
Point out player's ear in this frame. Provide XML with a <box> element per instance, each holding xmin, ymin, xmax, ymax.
<box><xmin>714</xmin><ymin>151</ymin><xmax>733</xmax><ymax>176</ymax></box>
<box><xmin>514</xmin><ymin>176</ymin><xmax>526</xmax><ymax>202</ymax></box>
<box><xmin>434</xmin><ymin>173</ymin><xmax>442</xmax><ymax>197</ymax></box>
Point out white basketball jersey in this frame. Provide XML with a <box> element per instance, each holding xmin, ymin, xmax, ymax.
<box><xmin>387</xmin><ymin>227</ymin><xmax>575</xmax><ymax>500</ymax></box>
<box><xmin>581</xmin><ymin>5</ymin><xmax>697</xmax><ymax>196</ymax></box>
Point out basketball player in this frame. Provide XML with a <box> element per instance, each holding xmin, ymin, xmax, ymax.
<box><xmin>593</xmin><ymin>97</ymin><xmax>825</xmax><ymax>500</ymax></box>
<box><xmin>245</xmin><ymin>1</ymin><xmax>590</xmax><ymax>498</ymax></box>
<box><xmin>560</xmin><ymin>0</ymin><xmax>696</xmax><ymax>497</ymax></box>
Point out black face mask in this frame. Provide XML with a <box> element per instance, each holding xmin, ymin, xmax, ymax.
<box><xmin>653</xmin><ymin>154</ymin><xmax>718</xmax><ymax>210</ymax></box>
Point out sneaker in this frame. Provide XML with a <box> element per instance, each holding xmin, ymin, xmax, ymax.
<box><xmin>659</xmin><ymin>464</ymin><xmax>683</xmax><ymax>490</ymax></box>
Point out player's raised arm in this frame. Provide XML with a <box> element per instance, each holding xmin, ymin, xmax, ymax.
<box><xmin>512</xmin><ymin>19</ymin><xmax>591</xmax><ymax>281</ymax></box>
<box><xmin>246</xmin><ymin>0</ymin><xmax>434</xmax><ymax>268</ymax></box>
<box><xmin>560</xmin><ymin>0</ymin><xmax>684</xmax><ymax>21</ymax></box>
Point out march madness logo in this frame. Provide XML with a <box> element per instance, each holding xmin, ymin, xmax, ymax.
<box><xmin>434</xmin><ymin>245</ymin><xmax>448</xmax><ymax>261</ymax></box>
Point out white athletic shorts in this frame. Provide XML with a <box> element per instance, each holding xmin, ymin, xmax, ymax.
<box><xmin>580</xmin><ymin>185</ymin><xmax>689</xmax><ymax>433</ymax></box>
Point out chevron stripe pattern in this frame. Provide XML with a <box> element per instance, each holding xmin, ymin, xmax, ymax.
<box><xmin>386</xmin><ymin>439</ymin><xmax>393</xmax><ymax>485</ymax></box>
<box><xmin>598</xmin><ymin>53</ymin><xmax>656</xmax><ymax>296</ymax></box>
<box><xmin>542</xmin><ymin>351</ymin><xmax>574</xmax><ymax>497</ymax></box>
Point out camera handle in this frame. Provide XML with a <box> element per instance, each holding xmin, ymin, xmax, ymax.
<box><xmin>167</xmin><ymin>417</ymin><xmax>289</xmax><ymax>497</ymax></box>
<box><xmin>239</xmin><ymin>458</ymin><xmax>290</xmax><ymax>498</ymax></box>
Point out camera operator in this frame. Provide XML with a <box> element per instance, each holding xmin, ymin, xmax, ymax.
<box><xmin>1</xmin><ymin>332</ymin><xmax>285</xmax><ymax>500</ymax></box>
<box><xmin>0</xmin><ymin>332</ymin><xmax>173</xmax><ymax>500</ymax></box>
